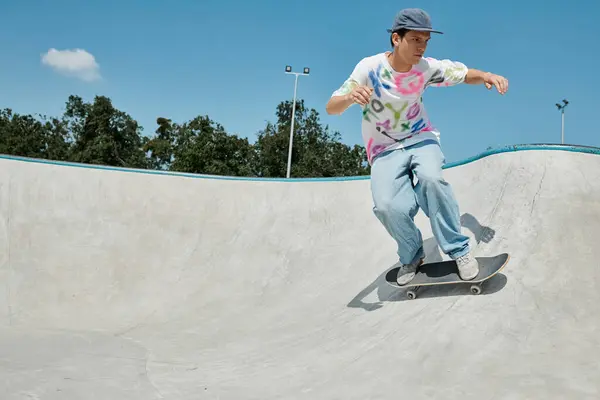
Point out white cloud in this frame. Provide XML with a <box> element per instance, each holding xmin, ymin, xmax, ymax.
<box><xmin>41</xmin><ymin>48</ymin><xmax>101</xmax><ymax>82</ymax></box>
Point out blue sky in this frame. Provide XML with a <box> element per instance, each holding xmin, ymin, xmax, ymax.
<box><xmin>1</xmin><ymin>0</ymin><xmax>598</xmax><ymax>164</ymax></box>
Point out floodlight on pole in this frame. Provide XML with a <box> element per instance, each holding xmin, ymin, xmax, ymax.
<box><xmin>284</xmin><ymin>65</ymin><xmax>310</xmax><ymax>178</ymax></box>
<box><xmin>555</xmin><ymin>99</ymin><xmax>569</xmax><ymax>144</ymax></box>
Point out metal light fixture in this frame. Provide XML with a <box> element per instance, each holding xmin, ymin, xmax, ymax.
<box><xmin>555</xmin><ymin>99</ymin><xmax>569</xmax><ymax>144</ymax></box>
<box><xmin>284</xmin><ymin>65</ymin><xmax>310</xmax><ymax>178</ymax></box>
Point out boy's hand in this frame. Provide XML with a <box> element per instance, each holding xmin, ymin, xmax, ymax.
<box><xmin>483</xmin><ymin>73</ymin><xmax>509</xmax><ymax>95</ymax></box>
<box><xmin>347</xmin><ymin>85</ymin><xmax>373</xmax><ymax>105</ymax></box>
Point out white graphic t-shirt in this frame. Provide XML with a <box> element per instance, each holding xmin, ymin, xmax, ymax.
<box><xmin>331</xmin><ymin>52</ymin><xmax>468</xmax><ymax>164</ymax></box>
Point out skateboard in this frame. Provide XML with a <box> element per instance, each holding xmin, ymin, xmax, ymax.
<box><xmin>385</xmin><ymin>253</ymin><xmax>510</xmax><ymax>299</ymax></box>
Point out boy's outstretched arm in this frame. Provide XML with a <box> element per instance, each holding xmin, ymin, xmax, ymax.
<box><xmin>326</xmin><ymin>94</ymin><xmax>356</xmax><ymax>115</ymax></box>
<box><xmin>326</xmin><ymin>85</ymin><xmax>373</xmax><ymax>115</ymax></box>
<box><xmin>464</xmin><ymin>68</ymin><xmax>509</xmax><ymax>95</ymax></box>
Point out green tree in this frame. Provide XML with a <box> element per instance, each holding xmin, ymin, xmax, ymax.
<box><xmin>0</xmin><ymin>108</ymin><xmax>70</xmax><ymax>160</ymax></box>
<box><xmin>143</xmin><ymin>117</ymin><xmax>176</xmax><ymax>170</ymax></box>
<box><xmin>0</xmin><ymin>94</ymin><xmax>369</xmax><ymax>178</ymax></box>
<box><xmin>145</xmin><ymin>115</ymin><xmax>257</xmax><ymax>176</ymax></box>
<box><xmin>64</xmin><ymin>95</ymin><xmax>148</xmax><ymax>168</ymax></box>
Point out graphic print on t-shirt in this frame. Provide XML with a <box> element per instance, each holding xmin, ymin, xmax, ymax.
<box><xmin>332</xmin><ymin>53</ymin><xmax>468</xmax><ymax>164</ymax></box>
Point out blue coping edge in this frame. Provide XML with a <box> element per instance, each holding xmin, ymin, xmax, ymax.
<box><xmin>0</xmin><ymin>143</ymin><xmax>599</xmax><ymax>183</ymax></box>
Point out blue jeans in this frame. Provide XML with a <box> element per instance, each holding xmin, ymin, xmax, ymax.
<box><xmin>370</xmin><ymin>140</ymin><xmax>470</xmax><ymax>265</ymax></box>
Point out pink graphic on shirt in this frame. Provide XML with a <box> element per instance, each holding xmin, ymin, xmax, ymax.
<box><xmin>376</xmin><ymin>119</ymin><xmax>392</xmax><ymax>131</ymax></box>
<box><xmin>394</xmin><ymin>71</ymin><xmax>425</xmax><ymax>95</ymax></box>
<box><xmin>406</xmin><ymin>103</ymin><xmax>420</xmax><ymax>120</ymax></box>
<box><xmin>366</xmin><ymin>137</ymin><xmax>388</xmax><ymax>163</ymax></box>
<box><xmin>370</xmin><ymin>145</ymin><xmax>387</xmax><ymax>162</ymax></box>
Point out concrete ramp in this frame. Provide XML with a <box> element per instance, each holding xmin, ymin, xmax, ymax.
<box><xmin>1</xmin><ymin>144</ymin><xmax>599</xmax><ymax>399</ymax></box>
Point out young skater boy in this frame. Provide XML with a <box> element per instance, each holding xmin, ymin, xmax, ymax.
<box><xmin>326</xmin><ymin>8</ymin><xmax>508</xmax><ymax>284</ymax></box>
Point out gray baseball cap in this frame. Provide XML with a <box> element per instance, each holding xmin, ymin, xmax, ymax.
<box><xmin>387</xmin><ymin>8</ymin><xmax>443</xmax><ymax>34</ymax></box>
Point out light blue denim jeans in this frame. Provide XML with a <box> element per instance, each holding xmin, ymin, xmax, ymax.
<box><xmin>370</xmin><ymin>139</ymin><xmax>470</xmax><ymax>265</ymax></box>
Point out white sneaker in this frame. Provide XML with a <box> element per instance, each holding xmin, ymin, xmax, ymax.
<box><xmin>396</xmin><ymin>258</ymin><xmax>424</xmax><ymax>285</ymax></box>
<box><xmin>455</xmin><ymin>252</ymin><xmax>479</xmax><ymax>280</ymax></box>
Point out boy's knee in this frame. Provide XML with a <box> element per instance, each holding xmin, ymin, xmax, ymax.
<box><xmin>416</xmin><ymin>168</ymin><xmax>445</xmax><ymax>187</ymax></box>
<box><xmin>373</xmin><ymin>195</ymin><xmax>418</xmax><ymax>219</ymax></box>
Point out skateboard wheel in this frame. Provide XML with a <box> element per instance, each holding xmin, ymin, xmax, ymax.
<box><xmin>470</xmin><ymin>285</ymin><xmax>482</xmax><ymax>295</ymax></box>
<box><xmin>407</xmin><ymin>290</ymin><xmax>417</xmax><ymax>300</ymax></box>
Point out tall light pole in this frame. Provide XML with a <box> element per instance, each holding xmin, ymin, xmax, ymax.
<box><xmin>555</xmin><ymin>99</ymin><xmax>569</xmax><ymax>144</ymax></box>
<box><xmin>285</xmin><ymin>65</ymin><xmax>310</xmax><ymax>178</ymax></box>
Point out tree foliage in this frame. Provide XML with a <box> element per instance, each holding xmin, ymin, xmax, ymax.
<box><xmin>64</xmin><ymin>95</ymin><xmax>148</xmax><ymax>168</ymax></box>
<box><xmin>0</xmin><ymin>94</ymin><xmax>369</xmax><ymax>178</ymax></box>
<box><xmin>0</xmin><ymin>109</ymin><xmax>70</xmax><ymax>161</ymax></box>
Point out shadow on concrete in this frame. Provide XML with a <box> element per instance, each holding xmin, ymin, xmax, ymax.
<box><xmin>347</xmin><ymin>213</ymin><xmax>505</xmax><ymax>311</ymax></box>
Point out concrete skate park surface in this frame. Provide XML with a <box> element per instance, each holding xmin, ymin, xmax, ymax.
<box><xmin>1</xmin><ymin>143</ymin><xmax>599</xmax><ymax>399</ymax></box>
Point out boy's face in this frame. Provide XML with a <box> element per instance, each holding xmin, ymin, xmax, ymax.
<box><xmin>394</xmin><ymin>30</ymin><xmax>431</xmax><ymax>65</ymax></box>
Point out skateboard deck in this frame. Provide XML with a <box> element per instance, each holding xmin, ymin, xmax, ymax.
<box><xmin>385</xmin><ymin>253</ymin><xmax>510</xmax><ymax>299</ymax></box>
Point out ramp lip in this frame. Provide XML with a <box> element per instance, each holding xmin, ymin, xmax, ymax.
<box><xmin>443</xmin><ymin>143</ymin><xmax>600</xmax><ymax>169</ymax></box>
<box><xmin>0</xmin><ymin>143</ymin><xmax>599</xmax><ymax>182</ymax></box>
